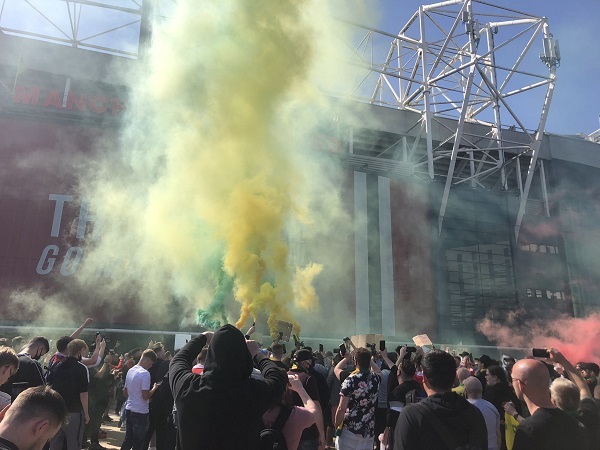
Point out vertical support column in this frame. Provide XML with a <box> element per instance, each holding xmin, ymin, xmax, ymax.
<box><xmin>438</xmin><ymin>0</ymin><xmax>477</xmax><ymax>233</ymax></box>
<box><xmin>397</xmin><ymin>39</ymin><xmax>404</xmax><ymax>105</ymax></box>
<box><xmin>516</xmin><ymin>156</ymin><xmax>523</xmax><ymax>196</ymax></box>
<box><xmin>61</xmin><ymin>76</ymin><xmax>71</xmax><ymax>108</ymax></box>
<box><xmin>486</xmin><ymin>26</ymin><xmax>507</xmax><ymax>190</ymax></box>
<box><xmin>378</xmin><ymin>176</ymin><xmax>395</xmax><ymax>337</ymax></box>
<box><xmin>469</xmin><ymin>150</ymin><xmax>476</xmax><ymax>188</ymax></box>
<box><xmin>540</xmin><ymin>160</ymin><xmax>550</xmax><ymax>217</ymax></box>
<box><xmin>354</xmin><ymin>171</ymin><xmax>370</xmax><ymax>333</ymax></box>
<box><xmin>419</xmin><ymin>6</ymin><xmax>435</xmax><ymax>179</ymax></box>
<box><xmin>515</xmin><ymin>22</ymin><xmax>556</xmax><ymax>240</ymax></box>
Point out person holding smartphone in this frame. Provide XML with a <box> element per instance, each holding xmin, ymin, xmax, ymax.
<box><xmin>510</xmin><ymin>357</ymin><xmax>589</xmax><ymax>450</ymax></box>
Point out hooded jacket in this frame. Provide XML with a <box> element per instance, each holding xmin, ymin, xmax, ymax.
<box><xmin>169</xmin><ymin>324</ymin><xmax>287</xmax><ymax>450</ymax></box>
<box><xmin>393</xmin><ymin>391</ymin><xmax>488</xmax><ymax>450</ymax></box>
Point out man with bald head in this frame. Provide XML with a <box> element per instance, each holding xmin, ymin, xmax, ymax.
<box><xmin>511</xmin><ymin>358</ymin><xmax>589</xmax><ymax>450</ymax></box>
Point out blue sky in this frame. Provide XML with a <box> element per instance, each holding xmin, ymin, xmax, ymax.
<box><xmin>1</xmin><ymin>0</ymin><xmax>597</xmax><ymax>135</ymax></box>
<box><xmin>358</xmin><ymin>0</ymin><xmax>600</xmax><ymax>135</ymax></box>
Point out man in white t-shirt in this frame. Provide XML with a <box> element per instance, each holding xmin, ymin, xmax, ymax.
<box><xmin>464</xmin><ymin>376</ymin><xmax>501</xmax><ymax>450</ymax></box>
<box><xmin>120</xmin><ymin>349</ymin><xmax>160</xmax><ymax>450</ymax></box>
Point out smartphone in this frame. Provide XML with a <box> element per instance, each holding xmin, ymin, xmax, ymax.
<box><xmin>370</xmin><ymin>344</ymin><xmax>377</xmax><ymax>356</ymax></box>
<box><xmin>532</xmin><ymin>348</ymin><xmax>550</xmax><ymax>358</ymax></box>
<box><xmin>379</xmin><ymin>340</ymin><xmax>386</xmax><ymax>351</ymax></box>
<box><xmin>406</xmin><ymin>346</ymin><xmax>417</xmax><ymax>353</ymax></box>
<box><xmin>282</xmin><ymin>344</ymin><xmax>286</xmax><ymax>354</ymax></box>
<box><xmin>319</xmin><ymin>343</ymin><xmax>324</xmax><ymax>353</ymax></box>
<box><xmin>339</xmin><ymin>343</ymin><xmax>347</xmax><ymax>356</ymax></box>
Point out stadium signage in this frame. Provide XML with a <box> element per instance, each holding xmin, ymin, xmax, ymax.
<box><xmin>12</xmin><ymin>84</ymin><xmax>126</xmax><ymax>116</ymax></box>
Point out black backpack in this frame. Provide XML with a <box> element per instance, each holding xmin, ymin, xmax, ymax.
<box><xmin>258</xmin><ymin>405</ymin><xmax>293</xmax><ymax>450</ymax></box>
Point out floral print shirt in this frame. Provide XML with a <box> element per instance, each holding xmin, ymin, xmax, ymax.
<box><xmin>340</xmin><ymin>370</ymin><xmax>381</xmax><ymax>437</ymax></box>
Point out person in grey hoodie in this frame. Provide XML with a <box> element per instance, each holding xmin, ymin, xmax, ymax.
<box><xmin>169</xmin><ymin>324</ymin><xmax>287</xmax><ymax>450</ymax></box>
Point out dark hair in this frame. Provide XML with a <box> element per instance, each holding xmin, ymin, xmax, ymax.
<box><xmin>355</xmin><ymin>347</ymin><xmax>371</xmax><ymax>370</ymax></box>
<box><xmin>414</xmin><ymin>353</ymin><xmax>423</xmax><ymax>369</ymax></box>
<box><xmin>28</xmin><ymin>336</ymin><xmax>50</xmax><ymax>353</ymax></box>
<box><xmin>8</xmin><ymin>386</ymin><xmax>67</xmax><ymax>428</ymax></box>
<box><xmin>582</xmin><ymin>362</ymin><xmax>600</xmax><ymax>376</ymax></box>
<box><xmin>56</xmin><ymin>336</ymin><xmax>73</xmax><ymax>353</ymax></box>
<box><xmin>271</xmin><ymin>344</ymin><xmax>284</xmax><ymax>357</ymax></box>
<box><xmin>421</xmin><ymin>350</ymin><xmax>456</xmax><ymax>391</ymax></box>
<box><xmin>487</xmin><ymin>365</ymin><xmax>508</xmax><ymax>383</ymax></box>
<box><xmin>399</xmin><ymin>357</ymin><xmax>416</xmax><ymax>377</ymax></box>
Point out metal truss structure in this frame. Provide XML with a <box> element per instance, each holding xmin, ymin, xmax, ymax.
<box><xmin>0</xmin><ymin>0</ymin><xmax>560</xmax><ymax>242</ymax></box>
<box><xmin>344</xmin><ymin>0</ymin><xmax>559</xmax><ymax>239</ymax></box>
<box><xmin>0</xmin><ymin>0</ymin><xmax>177</xmax><ymax>57</ymax></box>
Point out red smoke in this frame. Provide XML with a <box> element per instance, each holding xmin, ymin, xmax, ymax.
<box><xmin>477</xmin><ymin>312</ymin><xmax>600</xmax><ymax>364</ymax></box>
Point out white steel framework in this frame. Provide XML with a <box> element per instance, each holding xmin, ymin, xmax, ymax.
<box><xmin>0</xmin><ymin>0</ymin><xmax>177</xmax><ymax>57</ymax></box>
<box><xmin>344</xmin><ymin>0</ymin><xmax>559</xmax><ymax>239</ymax></box>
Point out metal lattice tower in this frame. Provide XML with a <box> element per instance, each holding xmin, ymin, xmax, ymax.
<box><xmin>344</xmin><ymin>0</ymin><xmax>559</xmax><ymax>239</ymax></box>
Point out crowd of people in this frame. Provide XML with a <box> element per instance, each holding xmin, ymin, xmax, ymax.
<box><xmin>0</xmin><ymin>319</ymin><xmax>597</xmax><ymax>450</ymax></box>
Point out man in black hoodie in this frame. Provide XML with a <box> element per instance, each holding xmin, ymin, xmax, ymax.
<box><xmin>393</xmin><ymin>349</ymin><xmax>488</xmax><ymax>450</ymax></box>
<box><xmin>169</xmin><ymin>324</ymin><xmax>287</xmax><ymax>450</ymax></box>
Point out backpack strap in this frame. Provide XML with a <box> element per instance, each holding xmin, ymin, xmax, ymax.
<box><xmin>272</xmin><ymin>405</ymin><xmax>293</xmax><ymax>432</ymax></box>
<box><xmin>411</xmin><ymin>402</ymin><xmax>459</xmax><ymax>450</ymax></box>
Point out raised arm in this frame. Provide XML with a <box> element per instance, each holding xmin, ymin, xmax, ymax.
<box><xmin>82</xmin><ymin>334</ymin><xmax>104</xmax><ymax>367</ymax></box>
<box><xmin>334</xmin><ymin>351</ymin><xmax>353</xmax><ymax>381</ymax></box>
<box><xmin>380</xmin><ymin>348</ymin><xmax>395</xmax><ymax>371</ymax></box>
<box><xmin>370</xmin><ymin>356</ymin><xmax>382</xmax><ymax>375</ymax></box>
<box><xmin>169</xmin><ymin>332</ymin><xmax>210</xmax><ymax>400</ymax></box>
<box><xmin>289</xmin><ymin>375</ymin><xmax>318</xmax><ymax>416</ymax></box>
<box><xmin>549</xmin><ymin>348</ymin><xmax>591</xmax><ymax>399</ymax></box>
<box><xmin>71</xmin><ymin>318</ymin><xmax>94</xmax><ymax>339</ymax></box>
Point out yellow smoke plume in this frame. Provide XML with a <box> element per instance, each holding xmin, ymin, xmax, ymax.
<box><xmin>72</xmin><ymin>0</ymin><xmax>366</xmax><ymax>334</ymax></box>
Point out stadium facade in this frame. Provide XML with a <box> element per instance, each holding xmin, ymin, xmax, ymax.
<box><xmin>0</xmin><ymin>2</ymin><xmax>599</xmax><ymax>343</ymax></box>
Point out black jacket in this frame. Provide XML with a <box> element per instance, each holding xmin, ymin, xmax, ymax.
<box><xmin>482</xmin><ymin>381</ymin><xmax>522</xmax><ymax>419</ymax></box>
<box><xmin>393</xmin><ymin>391</ymin><xmax>488</xmax><ymax>450</ymax></box>
<box><xmin>169</xmin><ymin>325</ymin><xmax>287</xmax><ymax>450</ymax></box>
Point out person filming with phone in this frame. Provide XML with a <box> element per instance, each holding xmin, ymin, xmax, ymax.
<box><xmin>510</xmin><ymin>354</ymin><xmax>589</xmax><ymax>450</ymax></box>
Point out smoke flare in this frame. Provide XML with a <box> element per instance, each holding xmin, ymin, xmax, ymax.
<box><xmin>71</xmin><ymin>0</ymin><xmax>357</xmax><ymax>333</ymax></box>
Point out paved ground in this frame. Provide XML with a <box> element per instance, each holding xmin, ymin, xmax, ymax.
<box><xmin>97</xmin><ymin>415</ymin><xmax>125</xmax><ymax>450</ymax></box>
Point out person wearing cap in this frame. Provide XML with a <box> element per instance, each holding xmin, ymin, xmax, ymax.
<box><xmin>464</xmin><ymin>376</ymin><xmax>501</xmax><ymax>450</ymax></box>
<box><xmin>289</xmin><ymin>349</ymin><xmax>326</xmax><ymax>450</ymax></box>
